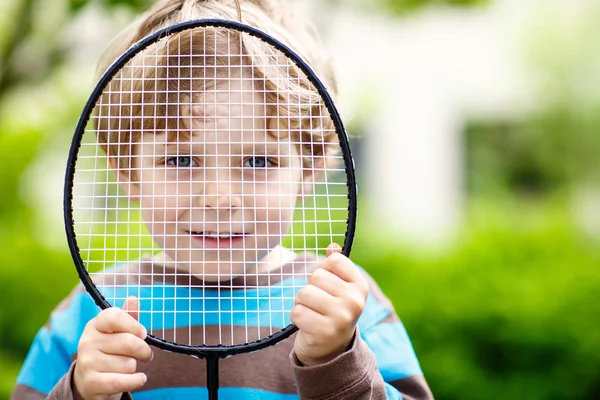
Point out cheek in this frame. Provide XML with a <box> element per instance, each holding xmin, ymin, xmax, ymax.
<box><xmin>251</xmin><ymin>180</ymin><xmax>300</xmax><ymax>224</ymax></box>
<box><xmin>139</xmin><ymin>180</ymin><xmax>188</xmax><ymax>227</ymax></box>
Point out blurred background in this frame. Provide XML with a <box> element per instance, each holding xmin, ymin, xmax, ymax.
<box><xmin>0</xmin><ymin>0</ymin><xmax>599</xmax><ymax>398</ymax></box>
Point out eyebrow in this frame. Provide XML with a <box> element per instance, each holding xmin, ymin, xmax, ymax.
<box><xmin>149</xmin><ymin>142</ymin><xmax>193</xmax><ymax>154</ymax></box>
<box><xmin>242</xmin><ymin>142</ymin><xmax>291</xmax><ymax>155</ymax></box>
<box><xmin>148</xmin><ymin>140</ymin><xmax>291</xmax><ymax>155</ymax></box>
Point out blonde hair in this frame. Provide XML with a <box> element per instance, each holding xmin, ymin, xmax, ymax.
<box><xmin>96</xmin><ymin>0</ymin><xmax>339</xmax><ymax>174</ymax></box>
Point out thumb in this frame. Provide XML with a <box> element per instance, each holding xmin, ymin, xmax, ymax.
<box><xmin>326</xmin><ymin>243</ymin><xmax>343</xmax><ymax>258</ymax></box>
<box><xmin>121</xmin><ymin>296</ymin><xmax>141</xmax><ymax>321</ymax></box>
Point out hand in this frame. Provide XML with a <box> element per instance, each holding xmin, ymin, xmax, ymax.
<box><xmin>73</xmin><ymin>297</ymin><xmax>153</xmax><ymax>400</ymax></box>
<box><xmin>291</xmin><ymin>244</ymin><xmax>369</xmax><ymax>367</ymax></box>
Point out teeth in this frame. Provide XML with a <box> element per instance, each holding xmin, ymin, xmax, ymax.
<box><xmin>201</xmin><ymin>233</ymin><xmax>238</xmax><ymax>239</ymax></box>
<box><xmin>189</xmin><ymin>231</ymin><xmax>243</xmax><ymax>239</ymax></box>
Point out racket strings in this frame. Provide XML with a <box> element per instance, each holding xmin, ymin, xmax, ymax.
<box><xmin>73</xmin><ymin>25</ymin><xmax>347</xmax><ymax>347</ymax></box>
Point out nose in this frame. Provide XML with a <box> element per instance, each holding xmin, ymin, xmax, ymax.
<box><xmin>203</xmin><ymin>192</ymin><xmax>242</xmax><ymax>209</ymax></box>
<box><xmin>198</xmin><ymin>168</ymin><xmax>242</xmax><ymax>210</ymax></box>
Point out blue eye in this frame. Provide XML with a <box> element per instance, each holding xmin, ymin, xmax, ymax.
<box><xmin>167</xmin><ymin>156</ymin><xmax>194</xmax><ymax>167</ymax></box>
<box><xmin>243</xmin><ymin>157</ymin><xmax>271</xmax><ymax>168</ymax></box>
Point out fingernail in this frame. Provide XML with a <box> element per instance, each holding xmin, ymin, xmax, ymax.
<box><xmin>150</xmin><ymin>351</ymin><xmax>154</xmax><ymax>361</ymax></box>
<box><xmin>327</xmin><ymin>243</ymin><xmax>342</xmax><ymax>256</ymax></box>
<box><xmin>141</xmin><ymin>326</ymin><xmax>147</xmax><ymax>339</ymax></box>
<box><xmin>141</xmin><ymin>373</ymin><xmax>147</xmax><ymax>384</ymax></box>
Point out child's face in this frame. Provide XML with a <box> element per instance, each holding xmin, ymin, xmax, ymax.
<box><xmin>125</xmin><ymin>78</ymin><xmax>308</xmax><ymax>281</ymax></box>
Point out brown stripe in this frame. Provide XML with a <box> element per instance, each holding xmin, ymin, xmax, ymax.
<box><xmin>390</xmin><ymin>375</ymin><xmax>434</xmax><ymax>400</ymax></box>
<box><xmin>151</xmin><ymin>324</ymin><xmax>289</xmax><ymax>347</ymax></box>
<box><xmin>71</xmin><ymin>326</ymin><xmax>299</xmax><ymax>394</ymax></box>
<box><xmin>137</xmin><ymin>253</ymin><xmax>319</xmax><ymax>287</ymax></box>
<box><xmin>90</xmin><ymin>263</ymin><xmax>140</xmax><ymax>287</ymax></box>
<box><xmin>10</xmin><ymin>384</ymin><xmax>46</xmax><ymax>400</ymax></box>
<box><xmin>138</xmin><ymin>336</ymin><xmax>297</xmax><ymax>394</ymax></box>
<box><xmin>12</xmin><ymin>371</ymin><xmax>134</xmax><ymax>400</ymax></box>
<box><xmin>90</xmin><ymin>253</ymin><xmax>320</xmax><ymax>290</ymax></box>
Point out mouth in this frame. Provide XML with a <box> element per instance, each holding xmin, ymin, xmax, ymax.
<box><xmin>187</xmin><ymin>231</ymin><xmax>246</xmax><ymax>248</ymax></box>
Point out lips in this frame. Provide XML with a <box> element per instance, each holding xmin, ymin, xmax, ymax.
<box><xmin>187</xmin><ymin>231</ymin><xmax>246</xmax><ymax>248</ymax></box>
<box><xmin>189</xmin><ymin>231</ymin><xmax>245</xmax><ymax>238</ymax></box>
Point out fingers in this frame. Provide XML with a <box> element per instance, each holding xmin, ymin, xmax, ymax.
<box><xmin>79</xmin><ymin>351</ymin><xmax>138</xmax><ymax>375</ymax></box>
<box><xmin>99</xmin><ymin>332</ymin><xmax>153</xmax><ymax>362</ymax></box>
<box><xmin>94</xmin><ymin>305</ymin><xmax>147</xmax><ymax>340</ymax></box>
<box><xmin>75</xmin><ymin>305</ymin><xmax>153</xmax><ymax>399</ymax></box>
<box><xmin>325</xmin><ymin>242</ymin><xmax>342</xmax><ymax>257</ymax></box>
<box><xmin>308</xmin><ymin>267</ymin><xmax>347</xmax><ymax>296</ymax></box>
<box><xmin>290</xmin><ymin>303</ymin><xmax>330</xmax><ymax>336</ymax></box>
<box><xmin>122</xmin><ymin>296</ymin><xmax>140</xmax><ymax>321</ymax></box>
<box><xmin>79</xmin><ymin>331</ymin><xmax>152</xmax><ymax>361</ymax></box>
<box><xmin>320</xmin><ymin>243</ymin><xmax>363</xmax><ymax>284</ymax></box>
<box><xmin>294</xmin><ymin>283</ymin><xmax>333</xmax><ymax>315</ymax></box>
<box><xmin>76</xmin><ymin>371</ymin><xmax>147</xmax><ymax>396</ymax></box>
<box><xmin>290</xmin><ymin>243</ymin><xmax>369</xmax><ymax>366</ymax></box>
<box><xmin>306</xmin><ymin>243</ymin><xmax>369</xmax><ymax>309</ymax></box>
<box><xmin>95</xmin><ymin>354</ymin><xmax>139</xmax><ymax>374</ymax></box>
<box><xmin>291</xmin><ymin>302</ymin><xmax>356</xmax><ymax>366</ymax></box>
<box><xmin>294</xmin><ymin>281</ymin><xmax>362</xmax><ymax>328</ymax></box>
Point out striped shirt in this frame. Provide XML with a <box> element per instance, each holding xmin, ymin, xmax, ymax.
<box><xmin>12</xmin><ymin>255</ymin><xmax>433</xmax><ymax>399</ymax></box>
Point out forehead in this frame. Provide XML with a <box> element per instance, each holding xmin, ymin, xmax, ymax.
<box><xmin>140</xmin><ymin>76</ymin><xmax>292</xmax><ymax>149</ymax></box>
<box><xmin>193</xmin><ymin>75</ymin><xmax>266</xmax><ymax>127</ymax></box>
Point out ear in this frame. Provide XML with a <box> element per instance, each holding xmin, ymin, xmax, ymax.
<box><xmin>108</xmin><ymin>156</ymin><xmax>140</xmax><ymax>201</ymax></box>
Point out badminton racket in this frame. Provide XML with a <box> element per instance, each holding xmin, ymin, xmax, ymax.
<box><xmin>64</xmin><ymin>18</ymin><xmax>356</xmax><ymax>399</ymax></box>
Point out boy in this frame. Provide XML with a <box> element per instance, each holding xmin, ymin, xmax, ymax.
<box><xmin>12</xmin><ymin>0</ymin><xmax>434</xmax><ymax>399</ymax></box>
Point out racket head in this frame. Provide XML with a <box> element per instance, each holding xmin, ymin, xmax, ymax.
<box><xmin>64</xmin><ymin>19</ymin><xmax>357</xmax><ymax>358</ymax></box>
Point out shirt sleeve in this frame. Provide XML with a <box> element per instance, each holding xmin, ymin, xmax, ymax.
<box><xmin>290</xmin><ymin>330</ymin><xmax>389</xmax><ymax>399</ymax></box>
<box><xmin>289</xmin><ymin>268</ymin><xmax>434</xmax><ymax>400</ymax></box>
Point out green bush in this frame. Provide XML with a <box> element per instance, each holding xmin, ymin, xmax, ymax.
<box><xmin>0</xmin><ymin>231</ymin><xmax>77</xmax><ymax>398</ymax></box>
<box><xmin>0</xmin><ymin>354</ymin><xmax>22</xmax><ymax>398</ymax></box>
<box><xmin>353</xmin><ymin>203</ymin><xmax>600</xmax><ymax>400</ymax></box>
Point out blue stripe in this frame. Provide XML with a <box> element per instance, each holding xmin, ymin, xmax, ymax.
<box><xmin>49</xmin><ymin>291</ymin><xmax>101</xmax><ymax>354</ymax></box>
<box><xmin>16</xmin><ymin>328</ymin><xmax>73</xmax><ymax>394</ymax></box>
<box><xmin>132</xmin><ymin>387</ymin><xmax>299</xmax><ymax>400</ymax></box>
<box><xmin>362</xmin><ymin>321</ymin><xmax>423</xmax><ymax>381</ymax></box>
<box><xmin>357</xmin><ymin>292</ymin><xmax>391</xmax><ymax>332</ymax></box>
<box><xmin>99</xmin><ymin>278</ymin><xmax>307</xmax><ymax>330</ymax></box>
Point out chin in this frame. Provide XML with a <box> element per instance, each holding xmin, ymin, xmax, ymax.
<box><xmin>186</xmin><ymin>261</ymin><xmax>248</xmax><ymax>282</ymax></box>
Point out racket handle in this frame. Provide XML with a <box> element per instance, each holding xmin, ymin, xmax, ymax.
<box><xmin>206</xmin><ymin>356</ymin><xmax>219</xmax><ymax>400</ymax></box>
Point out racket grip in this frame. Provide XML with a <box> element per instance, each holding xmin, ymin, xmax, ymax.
<box><xmin>206</xmin><ymin>356</ymin><xmax>220</xmax><ymax>400</ymax></box>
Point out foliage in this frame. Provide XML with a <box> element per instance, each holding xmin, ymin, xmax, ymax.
<box><xmin>68</xmin><ymin>0</ymin><xmax>154</xmax><ymax>13</ymax></box>
<box><xmin>465</xmin><ymin>119</ymin><xmax>566</xmax><ymax>197</ymax></box>
<box><xmin>353</xmin><ymin>201</ymin><xmax>600</xmax><ymax>400</ymax></box>
<box><xmin>382</xmin><ymin>0</ymin><xmax>489</xmax><ymax>15</ymax></box>
<box><xmin>465</xmin><ymin>99</ymin><xmax>600</xmax><ymax>199</ymax></box>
